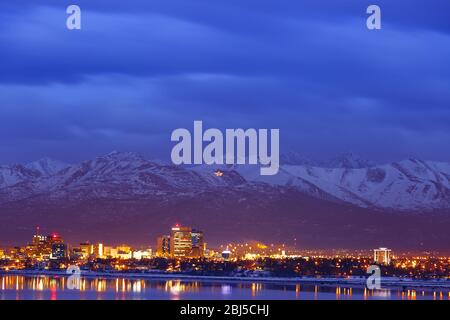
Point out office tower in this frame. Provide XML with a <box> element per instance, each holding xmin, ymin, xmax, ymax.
<box><xmin>70</xmin><ymin>247</ymin><xmax>84</xmax><ymax>260</ymax></box>
<box><xmin>80</xmin><ymin>242</ymin><xmax>93</xmax><ymax>259</ymax></box>
<box><xmin>191</xmin><ymin>229</ymin><xmax>205</xmax><ymax>258</ymax></box>
<box><xmin>373</xmin><ymin>247</ymin><xmax>392</xmax><ymax>265</ymax></box>
<box><xmin>31</xmin><ymin>230</ymin><xmax>64</xmax><ymax>259</ymax></box>
<box><xmin>93</xmin><ymin>243</ymin><xmax>104</xmax><ymax>258</ymax></box>
<box><xmin>49</xmin><ymin>233</ymin><xmax>64</xmax><ymax>244</ymax></box>
<box><xmin>157</xmin><ymin>235</ymin><xmax>171</xmax><ymax>257</ymax></box>
<box><xmin>32</xmin><ymin>229</ymin><xmax>51</xmax><ymax>257</ymax></box>
<box><xmin>51</xmin><ymin>243</ymin><xmax>67</xmax><ymax>260</ymax></box>
<box><xmin>103</xmin><ymin>246</ymin><xmax>113</xmax><ymax>258</ymax></box>
<box><xmin>222</xmin><ymin>249</ymin><xmax>231</xmax><ymax>261</ymax></box>
<box><xmin>116</xmin><ymin>245</ymin><xmax>132</xmax><ymax>259</ymax></box>
<box><xmin>170</xmin><ymin>225</ymin><xmax>192</xmax><ymax>258</ymax></box>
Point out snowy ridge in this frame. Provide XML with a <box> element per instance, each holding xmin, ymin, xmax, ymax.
<box><xmin>25</xmin><ymin>158</ymin><xmax>69</xmax><ymax>176</ymax></box>
<box><xmin>280</xmin><ymin>152</ymin><xmax>375</xmax><ymax>168</ymax></box>
<box><xmin>0</xmin><ymin>152</ymin><xmax>450</xmax><ymax>211</ymax></box>
<box><xmin>238</xmin><ymin>159</ymin><xmax>450</xmax><ymax>210</ymax></box>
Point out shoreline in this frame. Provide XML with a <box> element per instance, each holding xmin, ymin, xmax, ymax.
<box><xmin>1</xmin><ymin>270</ymin><xmax>449</xmax><ymax>291</ymax></box>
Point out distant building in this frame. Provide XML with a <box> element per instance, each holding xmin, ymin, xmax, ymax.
<box><xmin>157</xmin><ymin>225</ymin><xmax>206</xmax><ymax>259</ymax></box>
<box><xmin>116</xmin><ymin>245</ymin><xmax>132</xmax><ymax>254</ymax></box>
<box><xmin>170</xmin><ymin>225</ymin><xmax>192</xmax><ymax>258</ymax></box>
<box><xmin>32</xmin><ymin>234</ymin><xmax>47</xmax><ymax>247</ymax></box>
<box><xmin>191</xmin><ymin>229</ymin><xmax>205</xmax><ymax>258</ymax></box>
<box><xmin>31</xmin><ymin>230</ymin><xmax>64</xmax><ymax>259</ymax></box>
<box><xmin>374</xmin><ymin>247</ymin><xmax>392</xmax><ymax>265</ymax></box>
<box><xmin>222</xmin><ymin>249</ymin><xmax>231</xmax><ymax>261</ymax></box>
<box><xmin>93</xmin><ymin>243</ymin><xmax>104</xmax><ymax>258</ymax></box>
<box><xmin>70</xmin><ymin>247</ymin><xmax>84</xmax><ymax>260</ymax></box>
<box><xmin>132</xmin><ymin>249</ymin><xmax>152</xmax><ymax>260</ymax></box>
<box><xmin>103</xmin><ymin>246</ymin><xmax>113</xmax><ymax>258</ymax></box>
<box><xmin>116</xmin><ymin>245</ymin><xmax>132</xmax><ymax>259</ymax></box>
<box><xmin>79</xmin><ymin>242</ymin><xmax>93</xmax><ymax>259</ymax></box>
<box><xmin>109</xmin><ymin>248</ymin><xmax>118</xmax><ymax>258</ymax></box>
<box><xmin>32</xmin><ymin>233</ymin><xmax>51</xmax><ymax>258</ymax></box>
<box><xmin>157</xmin><ymin>235</ymin><xmax>171</xmax><ymax>257</ymax></box>
<box><xmin>49</xmin><ymin>233</ymin><xmax>64</xmax><ymax>245</ymax></box>
<box><xmin>51</xmin><ymin>243</ymin><xmax>67</xmax><ymax>260</ymax></box>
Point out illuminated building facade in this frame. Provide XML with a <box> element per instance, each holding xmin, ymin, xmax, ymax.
<box><xmin>116</xmin><ymin>245</ymin><xmax>132</xmax><ymax>259</ymax></box>
<box><xmin>30</xmin><ymin>230</ymin><xmax>65</xmax><ymax>259</ymax></box>
<box><xmin>222</xmin><ymin>249</ymin><xmax>231</xmax><ymax>261</ymax></box>
<box><xmin>32</xmin><ymin>233</ymin><xmax>51</xmax><ymax>258</ymax></box>
<box><xmin>374</xmin><ymin>247</ymin><xmax>392</xmax><ymax>265</ymax></box>
<box><xmin>103</xmin><ymin>246</ymin><xmax>113</xmax><ymax>258</ymax></box>
<box><xmin>170</xmin><ymin>225</ymin><xmax>192</xmax><ymax>258</ymax></box>
<box><xmin>191</xmin><ymin>229</ymin><xmax>205</xmax><ymax>258</ymax></box>
<box><xmin>157</xmin><ymin>235</ymin><xmax>171</xmax><ymax>257</ymax></box>
<box><xmin>93</xmin><ymin>243</ymin><xmax>104</xmax><ymax>258</ymax></box>
<box><xmin>51</xmin><ymin>243</ymin><xmax>67</xmax><ymax>260</ymax></box>
<box><xmin>132</xmin><ymin>249</ymin><xmax>152</xmax><ymax>260</ymax></box>
<box><xmin>79</xmin><ymin>242</ymin><xmax>93</xmax><ymax>259</ymax></box>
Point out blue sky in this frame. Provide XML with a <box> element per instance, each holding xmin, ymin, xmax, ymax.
<box><xmin>1</xmin><ymin>0</ymin><xmax>450</xmax><ymax>164</ymax></box>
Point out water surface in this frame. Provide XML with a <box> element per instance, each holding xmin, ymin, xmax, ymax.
<box><xmin>0</xmin><ymin>275</ymin><xmax>447</xmax><ymax>300</ymax></box>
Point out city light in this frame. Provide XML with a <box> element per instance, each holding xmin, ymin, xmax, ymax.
<box><xmin>0</xmin><ymin>227</ymin><xmax>449</xmax><ymax>282</ymax></box>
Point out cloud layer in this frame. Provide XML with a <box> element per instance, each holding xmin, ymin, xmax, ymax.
<box><xmin>1</xmin><ymin>1</ymin><xmax>450</xmax><ymax>163</ymax></box>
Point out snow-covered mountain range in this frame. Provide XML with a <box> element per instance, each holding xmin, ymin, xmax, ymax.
<box><xmin>280</xmin><ymin>151</ymin><xmax>375</xmax><ymax>168</ymax></box>
<box><xmin>233</xmin><ymin>159</ymin><xmax>450</xmax><ymax>211</ymax></box>
<box><xmin>1</xmin><ymin>151</ymin><xmax>450</xmax><ymax>211</ymax></box>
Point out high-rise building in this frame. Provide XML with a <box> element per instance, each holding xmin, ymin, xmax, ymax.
<box><xmin>93</xmin><ymin>243</ymin><xmax>104</xmax><ymax>258</ymax></box>
<box><xmin>103</xmin><ymin>246</ymin><xmax>113</xmax><ymax>258</ymax></box>
<box><xmin>49</xmin><ymin>233</ymin><xmax>64</xmax><ymax>244</ymax></box>
<box><xmin>191</xmin><ymin>229</ymin><xmax>205</xmax><ymax>258</ymax></box>
<box><xmin>32</xmin><ymin>234</ymin><xmax>47</xmax><ymax>247</ymax></box>
<box><xmin>374</xmin><ymin>247</ymin><xmax>392</xmax><ymax>265</ymax></box>
<box><xmin>31</xmin><ymin>229</ymin><xmax>64</xmax><ymax>259</ymax></box>
<box><xmin>80</xmin><ymin>242</ymin><xmax>93</xmax><ymax>259</ymax></box>
<box><xmin>222</xmin><ymin>249</ymin><xmax>231</xmax><ymax>261</ymax></box>
<box><xmin>156</xmin><ymin>235</ymin><xmax>171</xmax><ymax>257</ymax></box>
<box><xmin>116</xmin><ymin>245</ymin><xmax>132</xmax><ymax>259</ymax></box>
<box><xmin>170</xmin><ymin>225</ymin><xmax>192</xmax><ymax>258</ymax></box>
<box><xmin>51</xmin><ymin>243</ymin><xmax>67</xmax><ymax>260</ymax></box>
<box><xmin>32</xmin><ymin>230</ymin><xmax>51</xmax><ymax>258</ymax></box>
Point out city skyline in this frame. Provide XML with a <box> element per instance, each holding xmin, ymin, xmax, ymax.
<box><xmin>1</xmin><ymin>0</ymin><xmax>450</xmax><ymax>304</ymax></box>
<box><xmin>1</xmin><ymin>1</ymin><xmax>450</xmax><ymax>253</ymax></box>
<box><xmin>2</xmin><ymin>225</ymin><xmax>449</xmax><ymax>282</ymax></box>
<box><xmin>1</xmin><ymin>224</ymin><xmax>448</xmax><ymax>257</ymax></box>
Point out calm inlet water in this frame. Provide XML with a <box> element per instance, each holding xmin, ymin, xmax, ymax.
<box><xmin>0</xmin><ymin>275</ymin><xmax>447</xmax><ymax>300</ymax></box>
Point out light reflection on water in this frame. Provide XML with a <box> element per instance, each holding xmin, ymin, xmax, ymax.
<box><xmin>0</xmin><ymin>275</ymin><xmax>448</xmax><ymax>300</ymax></box>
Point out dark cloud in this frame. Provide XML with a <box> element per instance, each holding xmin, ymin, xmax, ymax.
<box><xmin>0</xmin><ymin>1</ymin><xmax>450</xmax><ymax>164</ymax></box>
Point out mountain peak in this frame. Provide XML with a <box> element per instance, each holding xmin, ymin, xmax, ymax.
<box><xmin>101</xmin><ymin>151</ymin><xmax>146</xmax><ymax>161</ymax></box>
<box><xmin>325</xmin><ymin>152</ymin><xmax>375</xmax><ymax>169</ymax></box>
<box><xmin>25</xmin><ymin>158</ymin><xmax>69</xmax><ymax>176</ymax></box>
<box><xmin>280</xmin><ymin>151</ymin><xmax>375</xmax><ymax>169</ymax></box>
